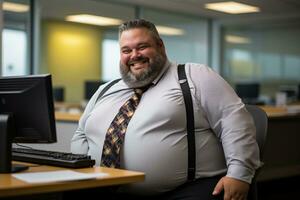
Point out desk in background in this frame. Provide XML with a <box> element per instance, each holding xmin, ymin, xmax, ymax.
<box><xmin>260</xmin><ymin>105</ymin><xmax>300</xmax><ymax>118</ymax></box>
<box><xmin>0</xmin><ymin>163</ymin><xmax>144</xmax><ymax>198</ymax></box>
<box><xmin>256</xmin><ymin>110</ymin><xmax>300</xmax><ymax>181</ymax></box>
<box><xmin>54</xmin><ymin>103</ymin><xmax>300</xmax><ymax>122</ymax></box>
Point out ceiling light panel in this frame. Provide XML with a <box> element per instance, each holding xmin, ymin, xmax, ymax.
<box><xmin>225</xmin><ymin>35</ymin><xmax>251</xmax><ymax>44</ymax></box>
<box><xmin>3</xmin><ymin>2</ymin><xmax>29</xmax><ymax>12</ymax></box>
<box><xmin>205</xmin><ymin>1</ymin><xmax>260</xmax><ymax>14</ymax></box>
<box><xmin>66</xmin><ymin>15</ymin><xmax>123</xmax><ymax>26</ymax></box>
<box><xmin>156</xmin><ymin>25</ymin><xmax>185</xmax><ymax>36</ymax></box>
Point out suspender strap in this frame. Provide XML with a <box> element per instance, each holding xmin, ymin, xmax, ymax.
<box><xmin>178</xmin><ymin>64</ymin><xmax>196</xmax><ymax>181</ymax></box>
<box><xmin>95</xmin><ymin>78</ymin><xmax>121</xmax><ymax>103</ymax></box>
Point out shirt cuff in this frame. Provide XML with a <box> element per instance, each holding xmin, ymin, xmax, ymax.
<box><xmin>226</xmin><ymin>164</ymin><xmax>255</xmax><ymax>184</ymax></box>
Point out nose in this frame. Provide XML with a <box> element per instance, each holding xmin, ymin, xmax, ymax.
<box><xmin>131</xmin><ymin>49</ymin><xmax>140</xmax><ymax>59</ymax></box>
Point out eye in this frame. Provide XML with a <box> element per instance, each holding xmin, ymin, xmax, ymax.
<box><xmin>121</xmin><ymin>49</ymin><xmax>131</xmax><ymax>54</ymax></box>
<box><xmin>138</xmin><ymin>44</ymin><xmax>149</xmax><ymax>51</ymax></box>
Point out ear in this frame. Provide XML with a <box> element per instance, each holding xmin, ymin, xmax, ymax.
<box><xmin>158</xmin><ymin>38</ymin><xmax>164</xmax><ymax>47</ymax></box>
<box><xmin>158</xmin><ymin>38</ymin><xmax>166</xmax><ymax>51</ymax></box>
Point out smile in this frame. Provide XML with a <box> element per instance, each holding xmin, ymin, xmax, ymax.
<box><xmin>128</xmin><ymin>57</ymin><xmax>149</xmax><ymax>67</ymax></box>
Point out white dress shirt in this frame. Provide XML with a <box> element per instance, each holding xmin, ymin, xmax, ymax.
<box><xmin>71</xmin><ymin>60</ymin><xmax>260</xmax><ymax>195</ymax></box>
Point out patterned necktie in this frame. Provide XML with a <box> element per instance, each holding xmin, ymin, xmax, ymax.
<box><xmin>100</xmin><ymin>88</ymin><xmax>145</xmax><ymax>168</ymax></box>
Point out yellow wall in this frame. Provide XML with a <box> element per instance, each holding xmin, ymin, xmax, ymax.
<box><xmin>41</xmin><ymin>20</ymin><xmax>102</xmax><ymax>102</ymax></box>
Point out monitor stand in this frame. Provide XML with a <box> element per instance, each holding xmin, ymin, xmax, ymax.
<box><xmin>0</xmin><ymin>114</ymin><xmax>29</xmax><ymax>173</ymax></box>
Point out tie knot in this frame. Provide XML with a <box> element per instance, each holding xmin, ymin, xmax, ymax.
<box><xmin>134</xmin><ymin>88</ymin><xmax>143</xmax><ymax>96</ymax></box>
<box><xmin>134</xmin><ymin>84</ymin><xmax>152</xmax><ymax>94</ymax></box>
<box><xmin>133</xmin><ymin>84</ymin><xmax>151</xmax><ymax>97</ymax></box>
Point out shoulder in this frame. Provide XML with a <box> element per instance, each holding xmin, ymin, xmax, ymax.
<box><xmin>185</xmin><ymin>62</ymin><xmax>216</xmax><ymax>73</ymax></box>
<box><xmin>167</xmin><ymin>61</ymin><xmax>223</xmax><ymax>84</ymax></box>
<box><xmin>183</xmin><ymin>63</ymin><xmax>233</xmax><ymax>94</ymax></box>
<box><xmin>183</xmin><ymin>63</ymin><xmax>222</xmax><ymax>81</ymax></box>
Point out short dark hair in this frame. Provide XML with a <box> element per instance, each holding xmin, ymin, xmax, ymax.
<box><xmin>119</xmin><ymin>19</ymin><xmax>161</xmax><ymax>42</ymax></box>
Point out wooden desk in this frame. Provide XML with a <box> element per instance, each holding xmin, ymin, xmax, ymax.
<box><xmin>260</xmin><ymin>105</ymin><xmax>300</xmax><ymax>118</ymax></box>
<box><xmin>55</xmin><ymin>105</ymin><xmax>300</xmax><ymax>122</ymax></box>
<box><xmin>55</xmin><ymin>102</ymin><xmax>82</xmax><ymax>122</ymax></box>
<box><xmin>0</xmin><ymin>163</ymin><xmax>144</xmax><ymax>198</ymax></box>
<box><xmin>55</xmin><ymin>111</ymin><xmax>81</xmax><ymax>122</ymax></box>
<box><xmin>256</xmin><ymin>110</ymin><xmax>300</xmax><ymax>181</ymax></box>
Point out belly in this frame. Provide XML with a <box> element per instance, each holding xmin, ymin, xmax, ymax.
<box><xmin>121</xmin><ymin>130</ymin><xmax>188</xmax><ymax>195</ymax></box>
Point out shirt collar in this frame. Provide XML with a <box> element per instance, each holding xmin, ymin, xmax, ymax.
<box><xmin>151</xmin><ymin>59</ymin><xmax>172</xmax><ymax>85</ymax></box>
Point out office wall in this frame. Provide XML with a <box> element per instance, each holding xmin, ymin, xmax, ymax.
<box><xmin>222</xmin><ymin>25</ymin><xmax>300</xmax><ymax>100</ymax></box>
<box><xmin>40</xmin><ymin>20</ymin><xmax>102</xmax><ymax>102</ymax></box>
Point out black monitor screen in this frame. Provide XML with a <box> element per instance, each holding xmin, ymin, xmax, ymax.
<box><xmin>84</xmin><ymin>80</ymin><xmax>105</xmax><ymax>100</ymax></box>
<box><xmin>53</xmin><ymin>87</ymin><xmax>65</xmax><ymax>102</ymax></box>
<box><xmin>0</xmin><ymin>74</ymin><xmax>56</xmax><ymax>173</ymax></box>
<box><xmin>235</xmin><ymin>83</ymin><xmax>260</xmax><ymax>99</ymax></box>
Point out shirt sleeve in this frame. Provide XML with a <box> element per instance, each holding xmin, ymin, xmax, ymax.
<box><xmin>70</xmin><ymin>84</ymin><xmax>104</xmax><ymax>154</ymax></box>
<box><xmin>187</xmin><ymin>63</ymin><xmax>261</xmax><ymax>183</ymax></box>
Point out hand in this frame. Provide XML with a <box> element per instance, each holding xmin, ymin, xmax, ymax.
<box><xmin>212</xmin><ymin>176</ymin><xmax>249</xmax><ymax>200</ymax></box>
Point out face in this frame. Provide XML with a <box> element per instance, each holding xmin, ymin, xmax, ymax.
<box><xmin>119</xmin><ymin>28</ymin><xmax>166</xmax><ymax>88</ymax></box>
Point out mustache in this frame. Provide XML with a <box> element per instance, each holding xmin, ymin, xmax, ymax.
<box><xmin>127</xmin><ymin>56</ymin><xmax>149</xmax><ymax>65</ymax></box>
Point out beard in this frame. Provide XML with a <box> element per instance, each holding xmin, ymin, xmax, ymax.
<box><xmin>120</xmin><ymin>53</ymin><xmax>166</xmax><ymax>88</ymax></box>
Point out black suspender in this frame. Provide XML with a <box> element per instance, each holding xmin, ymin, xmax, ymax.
<box><xmin>95</xmin><ymin>78</ymin><xmax>121</xmax><ymax>103</ymax></box>
<box><xmin>177</xmin><ymin>64</ymin><xmax>196</xmax><ymax>181</ymax></box>
<box><xmin>96</xmin><ymin>64</ymin><xmax>196</xmax><ymax>181</ymax></box>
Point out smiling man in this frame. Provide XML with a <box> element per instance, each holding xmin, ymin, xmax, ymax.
<box><xmin>71</xmin><ymin>19</ymin><xmax>260</xmax><ymax>200</ymax></box>
<box><xmin>119</xmin><ymin>23</ymin><xmax>167</xmax><ymax>88</ymax></box>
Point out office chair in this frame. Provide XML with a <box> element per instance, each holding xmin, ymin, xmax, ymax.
<box><xmin>245</xmin><ymin>105</ymin><xmax>268</xmax><ymax>200</ymax></box>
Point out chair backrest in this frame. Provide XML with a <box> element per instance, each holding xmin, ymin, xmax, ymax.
<box><xmin>245</xmin><ymin>105</ymin><xmax>268</xmax><ymax>200</ymax></box>
<box><xmin>245</xmin><ymin>104</ymin><xmax>268</xmax><ymax>159</ymax></box>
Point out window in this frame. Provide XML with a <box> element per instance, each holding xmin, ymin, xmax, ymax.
<box><xmin>102</xmin><ymin>39</ymin><xmax>121</xmax><ymax>81</ymax></box>
<box><xmin>222</xmin><ymin>26</ymin><xmax>300</xmax><ymax>98</ymax></box>
<box><xmin>1</xmin><ymin>0</ymin><xmax>31</xmax><ymax>76</ymax></box>
<box><xmin>2</xmin><ymin>29</ymin><xmax>27</xmax><ymax>75</ymax></box>
<box><xmin>142</xmin><ymin>8</ymin><xmax>209</xmax><ymax>64</ymax></box>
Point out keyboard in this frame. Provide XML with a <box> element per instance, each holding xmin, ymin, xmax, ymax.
<box><xmin>12</xmin><ymin>148</ymin><xmax>95</xmax><ymax>168</ymax></box>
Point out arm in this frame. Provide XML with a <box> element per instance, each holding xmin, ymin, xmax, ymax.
<box><xmin>188</xmin><ymin>64</ymin><xmax>260</xmax><ymax>199</ymax></box>
<box><xmin>71</xmin><ymin>122</ymin><xmax>89</xmax><ymax>154</ymax></box>
<box><xmin>70</xmin><ymin>84</ymin><xmax>105</xmax><ymax>154</ymax></box>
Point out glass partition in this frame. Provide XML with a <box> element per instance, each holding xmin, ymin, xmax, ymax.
<box><xmin>142</xmin><ymin>8</ymin><xmax>209</xmax><ymax>65</ymax></box>
<box><xmin>39</xmin><ymin>0</ymin><xmax>135</xmax><ymax>102</ymax></box>
<box><xmin>222</xmin><ymin>25</ymin><xmax>300</xmax><ymax>101</ymax></box>
<box><xmin>1</xmin><ymin>0</ymin><xmax>211</xmax><ymax>103</ymax></box>
<box><xmin>1</xmin><ymin>0</ymin><xmax>31</xmax><ymax>76</ymax></box>
<box><xmin>38</xmin><ymin>0</ymin><xmax>210</xmax><ymax>102</ymax></box>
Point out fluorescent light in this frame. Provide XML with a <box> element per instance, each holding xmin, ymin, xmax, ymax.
<box><xmin>225</xmin><ymin>35</ymin><xmax>251</xmax><ymax>44</ymax></box>
<box><xmin>3</xmin><ymin>2</ymin><xmax>29</xmax><ymax>12</ymax></box>
<box><xmin>66</xmin><ymin>14</ymin><xmax>123</xmax><ymax>26</ymax></box>
<box><xmin>156</xmin><ymin>25</ymin><xmax>185</xmax><ymax>36</ymax></box>
<box><xmin>205</xmin><ymin>1</ymin><xmax>260</xmax><ymax>14</ymax></box>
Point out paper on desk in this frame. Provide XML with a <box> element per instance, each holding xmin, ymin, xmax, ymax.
<box><xmin>12</xmin><ymin>170</ymin><xmax>108</xmax><ymax>183</ymax></box>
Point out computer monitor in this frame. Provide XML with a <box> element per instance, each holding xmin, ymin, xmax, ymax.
<box><xmin>279</xmin><ymin>85</ymin><xmax>297</xmax><ymax>102</ymax></box>
<box><xmin>84</xmin><ymin>80</ymin><xmax>106</xmax><ymax>100</ymax></box>
<box><xmin>235</xmin><ymin>83</ymin><xmax>262</xmax><ymax>105</ymax></box>
<box><xmin>53</xmin><ymin>86</ymin><xmax>65</xmax><ymax>102</ymax></box>
<box><xmin>235</xmin><ymin>83</ymin><xmax>259</xmax><ymax>99</ymax></box>
<box><xmin>0</xmin><ymin>74</ymin><xmax>57</xmax><ymax>173</ymax></box>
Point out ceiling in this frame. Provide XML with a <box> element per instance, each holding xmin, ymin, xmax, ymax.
<box><xmin>5</xmin><ymin>0</ymin><xmax>300</xmax><ymax>28</ymax></box>
<box><xmin>107</xmin><ymin>0</ymin><xmax>300</xmax><ymax>25</ymax></box>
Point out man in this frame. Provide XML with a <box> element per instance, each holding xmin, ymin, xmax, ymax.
<box><xmin>71</xmin><ymin>19</ymin><xmax>261</xmax><ymax>200</ymax></box>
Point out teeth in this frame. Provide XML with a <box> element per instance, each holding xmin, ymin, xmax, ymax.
<box><xmin>130</xmin><ymin>61</ymin><xmax>144</xmax><ymax>66</ymax></box>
